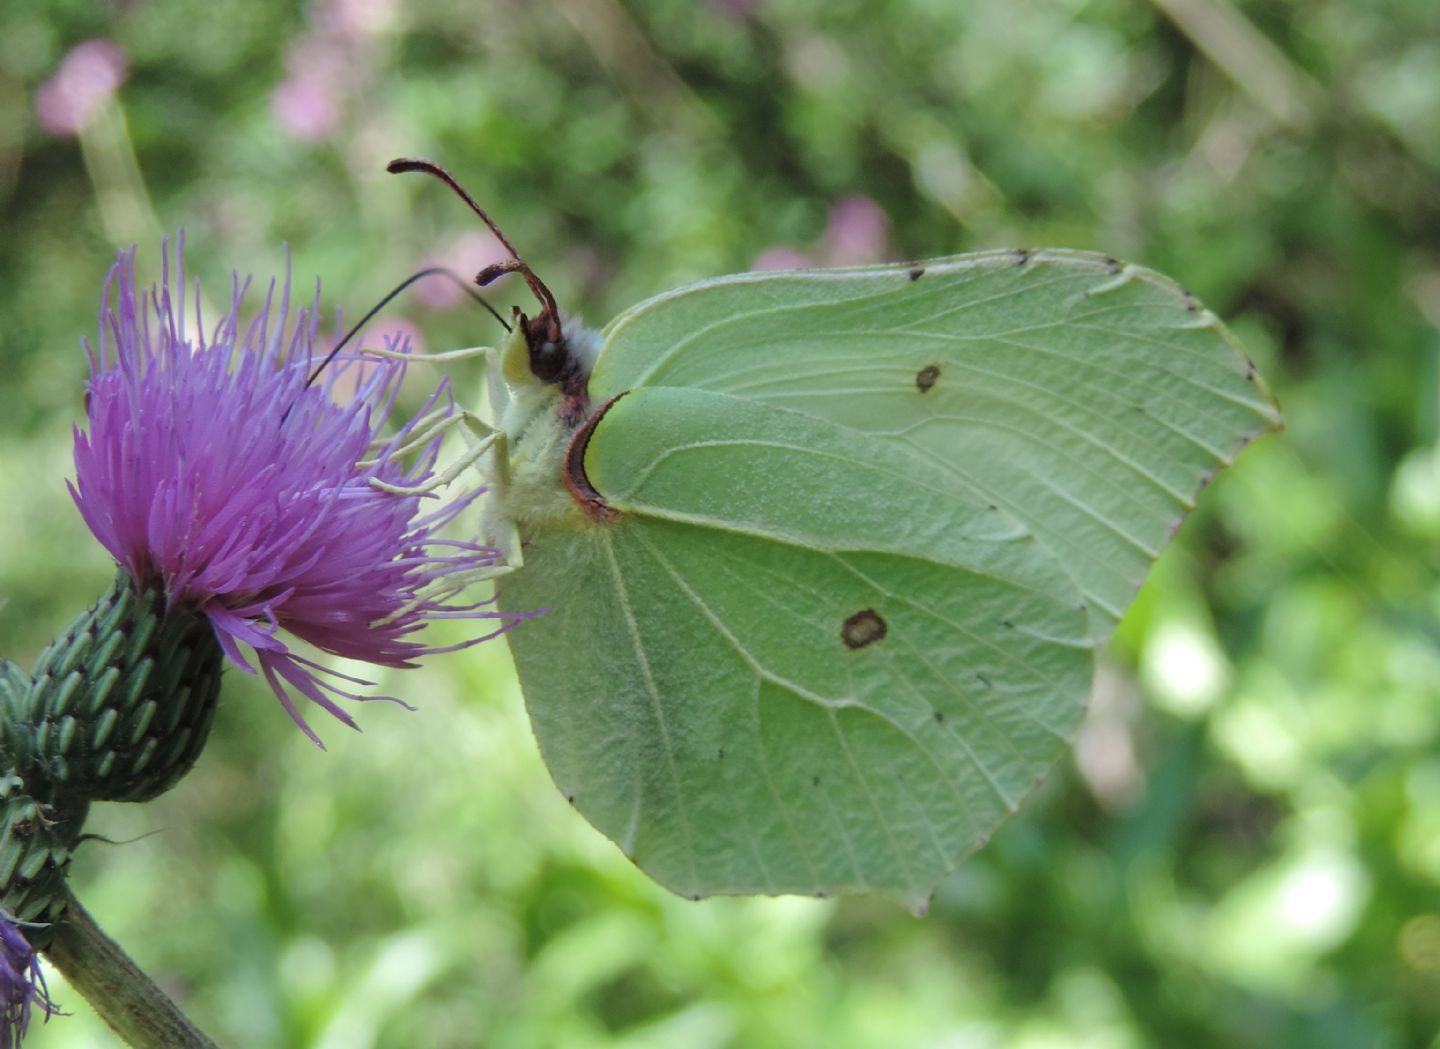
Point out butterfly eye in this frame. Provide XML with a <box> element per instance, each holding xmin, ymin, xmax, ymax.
<box><xmin>529</xmin><ymin>337</ymin><xmax>568</xmax><ymax>383</ymax></box>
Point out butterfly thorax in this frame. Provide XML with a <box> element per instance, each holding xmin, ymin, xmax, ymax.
<box><xmin>497</xmin><ymin>319</ymin><xmax>607</xmax><ymax>532</ymax></box>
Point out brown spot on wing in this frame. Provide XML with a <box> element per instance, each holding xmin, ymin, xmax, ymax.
<box><xmin>841</xmin><ymin>609</ymin><xmax>887</xmax><ymax>649</ymax></box>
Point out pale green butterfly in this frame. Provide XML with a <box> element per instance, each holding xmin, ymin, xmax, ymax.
<box><xmin>391</xmin><ymin>160</ymin><xmax>1281</xmax><ymax>914</ymax></box>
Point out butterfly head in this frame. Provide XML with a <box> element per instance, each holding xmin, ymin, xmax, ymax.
<box><xmin>498</xmin><ymin>313</ymin><xmax>600</xmax><ymax>415</ymax></box>
<box><xmin>388</xmin><ymin>156</ymin><xmax>590</xmax><ymax>399</ymax></box>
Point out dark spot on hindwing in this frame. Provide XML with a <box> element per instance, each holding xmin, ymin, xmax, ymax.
<box><xmin>915</xmin><ymin>364</ymin><xmax>940</xmax><ymax>393</ymax></box>
<box><xmin>1014</xmin><ymin>247</ymin><xmax>1032</xmax><ymax>266</ymax></box>
<box><xmin>841</xmin><ymin>609</ymin><xmax>887</xmax><ymax>650</ymax></box>
<box><xmin>1103</xmin><ymin>256</ymin><xmax>1121</xmax><ymax>274</ymax></box>
<box><xmin>908</xmin><ymin>266</ymin><xmax>925</xmax><ymax>281</ymax></box>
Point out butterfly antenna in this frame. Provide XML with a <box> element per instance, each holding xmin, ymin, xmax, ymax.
<box><xmin>387</xmin><ymin>157</ymin><xmax>563</xmax><ymax>350</ymax></box>
<box><xmin>301</xmin><ymin>266</ymin><xmax>509</xmax><ymax>392</ymax></box>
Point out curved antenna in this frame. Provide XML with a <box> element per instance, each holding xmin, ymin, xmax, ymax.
<box><xmin>302</xmin><ymin>266</ymin><xmax>509</xmax><ymax>392</ymax></box>
<box><xmin>387</xmin><ymin>157</ymin><xmax>562</xmax><ymax>348</ymax></box>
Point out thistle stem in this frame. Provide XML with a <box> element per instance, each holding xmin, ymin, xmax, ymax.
<box><xmin>41</xmin><ymin>889</ymin><xmax>219</xmax><ymax>1049</ymax></box>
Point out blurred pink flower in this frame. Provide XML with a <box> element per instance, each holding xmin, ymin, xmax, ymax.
<box><xmin>35</xmin><ymin>39</ymin><xmax>129</xmax><ymax>137</ymax></box>
<box><xmin>750</xmin><ymin>195</ymin><xmax>892</xmax><ymax>272</ymax></box>
<box><xmin>415</xmin><ymin>230</ymin><xmax>513</xmax><ymax>309</ymax></box>
<box><xmin>821</xmin><ymin>195</ymin><xmax>891</xmax><ymax>266</ymax></box>
<box><xmin>319</xmin><ymin>0</ymin><xmax>398</xmax><ymax>38</ymax></box>
<box><xmin>272</xmin><ymin>76</ymin><xmax>341</xmax><ymax>141</ymax></box>
<box><xmin>287</xmin><ymin>34</ymin><xmax>351</xmax><ymax>83</ymax></box>
<box><xmin>752</xmin><ymin>246</ymin><xmax>814</xmax><ymax>271</ymax></box>
<box><xmin>272</xmin><ymin>36</ymin><xmax>349</xmax><ymax>141</ymax></box>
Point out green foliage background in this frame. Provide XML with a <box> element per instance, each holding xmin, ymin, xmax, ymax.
<box><xmin>2</xmin><ymin>0</ymin><xmax>1438</xmax><ymax>1045</ymax></box>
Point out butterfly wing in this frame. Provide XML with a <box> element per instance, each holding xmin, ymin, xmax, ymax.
<box><xmin>499</xmin><ymin>250</ymin><xmax>1280</xmax><ymax>909</ymax></box>
<box><xmin>501</xmin><ymin>387</ymin><xmax>1093</xmax><ymax>911</ymax></box>
<box><xmin>591</xmin><ymin>250</ymin><xmax>1280</xmax><ymax>635</ymax></box>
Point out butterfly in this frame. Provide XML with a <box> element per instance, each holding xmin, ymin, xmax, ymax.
<box><xmin>392</xmin><ymin>160</ymin><xmax>1281</xmax><ymax>913</ymax></box>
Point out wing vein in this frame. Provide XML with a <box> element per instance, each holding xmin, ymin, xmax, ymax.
<box><xmin>599</xmin><ymin>531</ymin><xmax>701</xmax><ymax>888</ymax></box>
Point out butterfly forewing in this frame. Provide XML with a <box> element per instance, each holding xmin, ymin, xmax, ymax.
<box><xmin>592</xmin><ymin>251</ymin><xmax>1280</xmax><ymax>634</ymax></box>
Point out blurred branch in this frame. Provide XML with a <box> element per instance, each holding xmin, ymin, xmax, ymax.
<box><xmin>42</xmin><ymin>889</ymin><xmax>220</xmax><ymax>1049</ymax></box>
<box><xmin>78</xmin><ymin>98</ymin><xmax>162</xmax><ymax>248</ymax></box>
<box><xmin>1148</xmin><ymin>0</ymin><xmax>1322</xmax><ymax>130</ymax></box>
<box><xmin>0</xmin><ymin>73</ymin><xmax>23</xmax><ymax>207</ymax></box>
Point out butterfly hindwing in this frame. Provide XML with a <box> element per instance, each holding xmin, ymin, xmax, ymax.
<box><xmin>504</xmin><ymin>385</ymin><xmax>1092</xmax><ymax>909</ymax></box>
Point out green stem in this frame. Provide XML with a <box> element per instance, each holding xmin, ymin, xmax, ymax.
<box><xmin>40</xmin><ymin>889</ymin><xmax>219</xmax><ymax>1049</ymax></box>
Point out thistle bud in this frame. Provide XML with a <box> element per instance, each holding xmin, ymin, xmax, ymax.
<box><xmin>0</xmin><ymin>665</ymin><xmax>30</xmax><ymax>774</ymax></box>
<box><xmin>0</xmin><ymin>777</ymin><xmax>85</xmax><ymax>953</ymax></box>
<box><xmin>24</xmin><ymin>572</ymin><xmax>223</xmax><ymax>804</ymax></box>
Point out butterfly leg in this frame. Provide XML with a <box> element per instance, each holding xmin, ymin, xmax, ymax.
<box><xmin>359</xmin><ymin>344</ymin><xmax>499</xmax><ymax>364</ymax></box>
<box><xmin>360</xmin><ymin>344</ymin><xmax>526</xmax><ymax>597</ymax></box>
<box><xmin>365</xmin><ymin>408</ymin><xmax>500</xmax><ymax>495</ymax></box>
<box><xmin>366</xmin><ymin>405</ymin><xmax>525</xmax><ymax>626</ymax></box>
<box><xmin>478</xmin><ymin>425</ymin><xmax>523</xmax><ymax>574</ymax></box>
<box><xmin>361</xmin><ymin>342</ymin><xmax>507</xmax><ymax>496</ymax></box>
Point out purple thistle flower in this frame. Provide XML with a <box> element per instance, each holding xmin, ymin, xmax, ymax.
<box><xmin>70</xmin><ymin>239</ymin><xmax>524</xmax><ymax>745</ymax></box>
<box><xmin>0</xmin><ymin>916</ymin><xmax>57</xmax><ymax>1048</ymax></box>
